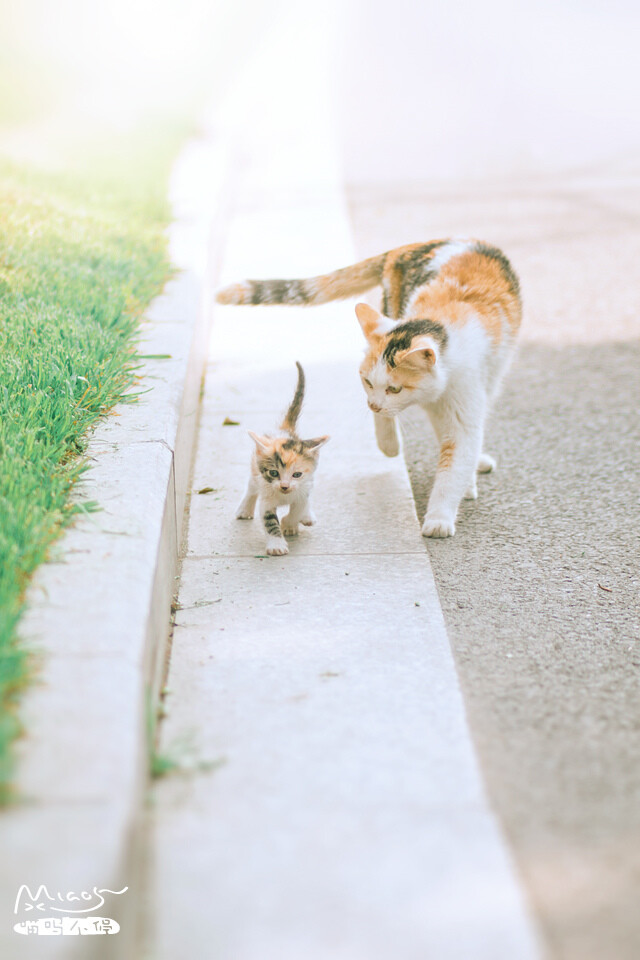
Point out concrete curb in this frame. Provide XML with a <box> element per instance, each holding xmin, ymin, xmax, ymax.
<box><xmin>143</xmin><ymin>21</ymin><xmax>544</xmax><ymax>954</ymax></box>
<box><xmin>0</xmin><ymin>129</ymin><xmax>231</xmax><ymax>959</ymax></box>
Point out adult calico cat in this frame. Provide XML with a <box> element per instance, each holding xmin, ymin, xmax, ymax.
<box><xmin>217</xmin><ymin>239</ymin><xmax>521</xmax><ymax>538</ymax></box>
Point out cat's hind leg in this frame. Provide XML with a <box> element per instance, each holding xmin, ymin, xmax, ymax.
<box><xmin>465</xmin><ymin>452</ymin><xmax>496</xmax><ymax>497</ymax></box>
<box><xmin>463</xmin><ymin>477</ymin><xmax>478</xmax><ymax>500</ymax></box>
<box><xmin>477</xmin><ymin>453</ymin><xmax>496</xmax><ymax>473</ymax></box>
<box><xmin>374</xmin><ymin>413</ymin><xmax>400</xmax><ymax>457</ymax></box>
<box><xmin>236</xmin><ymin>476</ymin><xmax>259</xmax><ymax>519</ymax></box>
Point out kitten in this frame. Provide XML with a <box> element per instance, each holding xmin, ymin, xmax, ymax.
<box><xmin>236</xmin><ymin>362</ymin><xmax>329</xmax><ymax>555</ymax></box>
<box><xmin>218</xmin><ymin>239</ymin><xmax>521</xmax><ymax>538</ymax></box>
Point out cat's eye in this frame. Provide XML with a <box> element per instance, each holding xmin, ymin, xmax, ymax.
<box><xmin>292</xmin><ymin>471</ymin><xmax>302</xmax><ymax>478</ymax></box>
<box><xmin>386</xmin><ymin>384</ymin><xmax>402</xmax><ymax>394</ymax></box>
<box><xmin>269</xmin><ymin>469</ymin><xmax>279</xmax><ymax>477</ymax></box>
<box><xmin>362</xmin><ymin>377</ymin><xmax>372</xmax><ymax>388</ymax></box>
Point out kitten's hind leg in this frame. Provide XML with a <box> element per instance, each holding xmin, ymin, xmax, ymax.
<box><xmin>281</xmin><ymin>508</ymin><xmax>301</xmax><ymax>538</ymax></box>
<box><xmin>282</xmin><ymin>495</ymin><xmax>311</xmax><ymax>536</ymax></box>
<box><xmin>236</xmin><ymin>477</ymin><xmax>259</xmax><ymax>519</ymax></box>
<box><xmin>374</xmin><ymin>413</ymin><xmax>400</xmax><ymax>458</ymax></box>
<box><xmin>477</xmin><ymin>453</ymin><xmax>496</xmax><ymax>473</ymax></box>
<box><xmin>300</xmin><ymin>508</ymin><xmax>316</xmax><ymax>526</ymax></box>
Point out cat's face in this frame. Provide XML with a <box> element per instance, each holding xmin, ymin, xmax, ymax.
<box><xmin>355</xmin><ymin>303</ymin><xmax>446</xmax><ymax>415</ymax></box>
<box><xmin>250</xmin><ymin>433</ymin><xmax>329</xmax><ymax>495</ymax></box>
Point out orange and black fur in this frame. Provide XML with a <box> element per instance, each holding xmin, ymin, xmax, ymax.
<box><xmin>236</xmin><ymin>362</ymin><xmax>329</xmax><ymax>556</ymax></box>
<box><xmin>219</xmin><ymin>240</ymin><xmax>521</xmax><ymax>538</ymax></box>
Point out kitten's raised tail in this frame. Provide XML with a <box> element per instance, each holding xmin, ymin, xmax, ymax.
<box><xmin>216</xmin><ymin>253</ymin><xmax>386</xmax><ymax>306</ymax></box>
<box><xmin>280</xmin><ymin>362</ymin><xmax>305</xmax><ymax>435</ymax></box>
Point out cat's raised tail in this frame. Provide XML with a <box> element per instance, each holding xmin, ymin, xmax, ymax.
<box><xmin>280</xmin><ymin>362</ymin><xmax>305</xmax><ymax>435</ymax></box>
<box><xmin>216</xmin><ymin>253</ymin><xmax>386</xmax><ymax>307</ymax></box>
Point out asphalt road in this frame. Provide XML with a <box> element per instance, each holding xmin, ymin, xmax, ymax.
<box><xmin>349</xmin><ymin>167</ymin><xmax>640</xmax><ymax>960</ymax></box>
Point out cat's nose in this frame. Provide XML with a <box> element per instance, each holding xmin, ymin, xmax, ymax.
<box><xmin>280</xmin><ymin>483</ymin><xmax>290</xmax><ymax>493</ymax></box>
<box><xmin>368</xmin><ymin>401</ymin><xmax>382</xmax><ymax>413</ymax></box>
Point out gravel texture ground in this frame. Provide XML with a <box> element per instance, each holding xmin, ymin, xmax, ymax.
<box><xmin>349</xmin><ymin>168</ymin><xmax>640</xmax><ymax>960</ymax></box>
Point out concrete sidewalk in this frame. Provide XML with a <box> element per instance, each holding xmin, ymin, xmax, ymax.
<box><xmin>141</xmin><ymin>65</ymin><xmax>541</xmax><ymax>958</ymax></box>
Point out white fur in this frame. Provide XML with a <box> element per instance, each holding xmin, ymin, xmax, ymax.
<box><xmin>427</xmin><ymin>239</ymin><xmax>473</xmax><ymax>272</ymax></box>
<box><xmin>236</xmin><ymin>438</ymin><xmax>327</xmax><ymax>556</ymax></box>
<box><xmin>236</xmin><ymin>476</ymin><xmax>312</xmax><ymax>556</ymax></box>
<box><xmin>360</xmin><ymin>314</ymin><xmax>516</xmax><ymax>538</ymax></box>
<box><xmin>374</xmin><ymin>412</ymin><xmax>400</xmax><ymax>457</ymax></box>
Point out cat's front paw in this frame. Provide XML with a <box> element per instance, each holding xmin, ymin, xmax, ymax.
<box><xmin>300</xmin><ymin>510</ymin><xmax>316</xmax><ymax>527</ymax></box>
<box><xmin>378</xmin><ymin>436</ymin><xmax>400</xmax><ymax>458</ymax></box>
<box><xmin>422</xmin><ymin>513</ymin><xmax>456</xmax><ymax>538</ymax></box>
<box><xmin>374</xmin><ymin>415</ymin><xmax>400</xmax><ymax>457</ymax></box>
<box><xmin>281</xmin><ymin>522</ymin><xmax>299</xmax><ymax>537</ymax></box>
<box><xmin>236</xmin><ymin>507</ymin><xmax>255</xmax><ymax>519</ymax></box>
<box><xmin>266</xmin><ymin>538</ymin><xmax>289</xmax><ymax>556</ymax></box>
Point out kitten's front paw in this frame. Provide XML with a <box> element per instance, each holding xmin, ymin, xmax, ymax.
<box><xmin>266</xmin><ymin>538</ymin><xmax>289</xmax><ymax>556</ymax></box>
<box><xmin>236</xmin><ymin>507</ymin><xmax>255</xmax><ymax>519</ymax></box>
<box><xmin>477</xmin><ymin>454</ymin><xmax>496</xmax><ymax>474</ymax></box>
<box><xmin>300</xmin><ymin>510</ymin><xmax>316</xmax><ymax>527</ymax></box>
<box><xmin>422</xmin><ymin>513</ymin><xmax>456</xmax><ymax>538</ymax></box>
<box><xmin>281</xmin><ymin>522</ymin><xmax>299</xmax><ymax>537</ymax></box>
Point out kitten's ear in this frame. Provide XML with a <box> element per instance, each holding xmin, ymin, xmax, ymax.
<box><xmin>302</xmin><ymin>435</ymin><xmax>330</xmax><ymax>454</ymax></box>
<box><xmin>248</xmin><ymin>430</ymin><xmax>271</xmax><ymax>453</ymax></box>
<box><xmin>355</xmin><ymin>303</ymin><xmax>395</xmax><ymax>341</ymax></box>
<box><xmin>394</xmin><ymin>336</ymin><xmax>438</xmax><ymax>368</ymax></box>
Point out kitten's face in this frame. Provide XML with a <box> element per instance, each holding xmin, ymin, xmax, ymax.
<box><xmin>355</xmin><ymin>303</ymin><xmax>444</xmax><ymax>415</ymax></box>
<box><xmin>250</xmin><ymin>434</ymin><xmax>329</xmax><ymax>495</ymax></box>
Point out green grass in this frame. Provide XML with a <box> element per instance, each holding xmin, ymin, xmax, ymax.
<box><xmin>0</xmin><ymin>123</ymin><xmax>186</xmax><ymax>802</ymax></box>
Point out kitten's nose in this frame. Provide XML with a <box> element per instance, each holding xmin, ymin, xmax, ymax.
<box><xmin>280</xmin><ymin>483</ymin><xmax>290</xmax><ymax>493</ymax></box>
<box><xmin>368</xmin><ymin>401</ymin><xmax>382</xmax><ymax>413</ymax></box>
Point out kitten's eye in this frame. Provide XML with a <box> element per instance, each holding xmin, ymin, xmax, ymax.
<box><xmin>362</xmin><ymin>377</ymin><xmax>372</xmax><ymax>388</ymax></box>
<box><xmin>292</xmin><ymin>471</ymin><xmax>302</xmax><ymax>478</ymax></box>
<box><xmin>386</xmin><ymin>384</ymin><xmax>402</xmax><ymax>394</ymax></box>
<box><xmin>269</xmin><ymin>469</ymin><xmax>279</xmax><ymax>477</ymax></box>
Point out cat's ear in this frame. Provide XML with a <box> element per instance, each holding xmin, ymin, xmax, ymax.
<box><xmin>248</xmin><ymin>430</ymin><xmax>271</xmax><ymax>453</ymax></box>
<box><xmin>302</xmin><ymin>435</ymin><xmax>330</xmax><ymax>455</ymax></box>
<box><xmin>394</xmin><ymin>336</ymin><xmax>438</xmax><ymax>368</ymax></box>
<box><xmin>355</xmin><ymin>303</ymin><xmax>395</xmax><ymax>341</ymax></box>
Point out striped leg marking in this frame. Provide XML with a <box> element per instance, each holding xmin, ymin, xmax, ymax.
<box><xmin>264</xmin><ymin>511</ymin><xmax>288</xmax><ymax>556</ymax></box>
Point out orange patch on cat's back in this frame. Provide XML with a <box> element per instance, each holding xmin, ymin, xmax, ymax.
<box><xmin>382</xmin><ymin>241</ymin><xmax>446</xmax><ymax>319</ymax></box>
<box><xmin>410</xmin><ymin>288</ymin><xmax>475</xmax><ymax>329</ymax></box>
<box><xmin>415</xmin><ymin>250</ymin><xmax>521</xmax><ymax>343</ymax></box>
